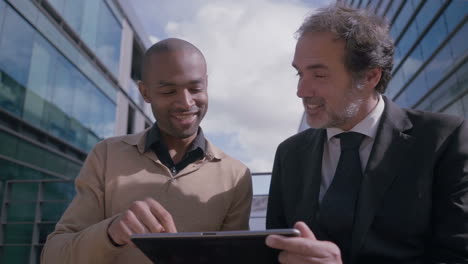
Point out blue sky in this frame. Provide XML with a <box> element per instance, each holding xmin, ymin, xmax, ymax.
<box><xmin>129</xmin><ymin>0</ymin><xmax>332</xmax><ymax>173</ymax></box>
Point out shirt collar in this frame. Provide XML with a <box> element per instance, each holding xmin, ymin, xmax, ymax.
<box><xmin>144</xmin><ymin>124</ymin><xmax>207</xmax><ymax>154</ymax></box>
<box><xmin>327</xmin><ymin>94</ymin><xmax>385</xmax><ymax>140</ymax></box>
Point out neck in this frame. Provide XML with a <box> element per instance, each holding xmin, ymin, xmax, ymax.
<box><xmin>341</xmin><ymin>93</ymin><xmax>380</xmax><ymax>131</ymax></box>
<box><xmin>160</xmin><ymin>132</ymin><xmax>197</xmax><ymax>164</ymax></box>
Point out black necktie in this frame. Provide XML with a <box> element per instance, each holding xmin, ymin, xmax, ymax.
<box><xmin>318</xmin><ymin>132</ymin><xmax>365</xmax><ymax>262</ymax></box>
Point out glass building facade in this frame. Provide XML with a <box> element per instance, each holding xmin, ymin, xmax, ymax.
<box><xmin>0</xmin><ymin>0</ymin><xmax>154</xmax><ymax>263</ymax></box>
<box><xmin>299</xmin><ymin>0</ymin><xmax>468</xmax><ymax>131</ymax></box>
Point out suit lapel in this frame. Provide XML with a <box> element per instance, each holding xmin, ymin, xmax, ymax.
<box><xmin>294</xmin><ymin>129</ymin><xmax>326</xmax><ymax>230</ymax></box>
<box><xmin>350</xmin><ymin>98</ymin><xmax>414</xmax><ymax>261</ymax></box>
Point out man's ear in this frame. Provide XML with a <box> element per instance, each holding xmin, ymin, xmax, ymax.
<box><xmin>138</xmin><ymin>80</ymin><xmax>151</xmax><ymax>103</ymax></box>
<box><xmin>364</xmin><ymin>68</ymin><xmax>382</xmax><ymax>90</ymax></box>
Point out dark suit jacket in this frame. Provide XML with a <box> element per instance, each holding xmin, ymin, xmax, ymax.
<box><xmin>266</xmin><ymin>97</ymin><xmax>468</xmax><ymax>264</ymax></box>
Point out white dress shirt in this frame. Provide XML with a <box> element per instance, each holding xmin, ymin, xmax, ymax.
<box><xmin>319</xmin><ymin>95</ymin><xmax>385</xmax><ymax>202</ymax></box>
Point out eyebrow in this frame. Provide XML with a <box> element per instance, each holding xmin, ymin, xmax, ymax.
<box><xmin>156</xmin><ymin>78</ymin><xmax>205</xmax><ymax>88</ymax></box>
<box><xmin>292</xmin><ymin>63</ymin><xmax>329</xmax><ymax>70</ymax></box>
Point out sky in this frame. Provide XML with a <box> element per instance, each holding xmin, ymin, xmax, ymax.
<box><xmin>129</xmin><ymin>0</ymin><xmax>332</xmax><ymax>174</ymax></box>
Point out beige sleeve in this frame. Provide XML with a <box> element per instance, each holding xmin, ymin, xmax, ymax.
<box><xmin>220</xmin><ymin>167</ymin><xmax>253</xmax><ymax>231</ymax></box>
<box><xmin>41</xmin><ymin>142</ymin><xmax>125</xmax><ymax>264</ymax></box>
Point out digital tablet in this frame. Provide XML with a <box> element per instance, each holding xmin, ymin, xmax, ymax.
<box><xmin>131</xmin><ymin>228</ymin><xmax>300</xmax><ymax>264</ymax></box>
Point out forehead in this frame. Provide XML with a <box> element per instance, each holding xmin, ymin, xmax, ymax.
<box><xmin>293</xmin><ymin>32</ymin><xmax>346</xmax><ymax>67</ymax></box>
<box><xmin>147</xmin><ymin>50</ymin><xmax>207</xmax><ymax>79</ymax></box>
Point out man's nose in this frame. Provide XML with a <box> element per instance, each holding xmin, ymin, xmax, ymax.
<box><xmin>296</xmin><ymin>79</ymin><xmax>313</xmax><ymax>98</ymax></box>
<box><xmin>177</xmin><ymin>89</ymin><xmax>195</xmax><ymax>109</ymax></box>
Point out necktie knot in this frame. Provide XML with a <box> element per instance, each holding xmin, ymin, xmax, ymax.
<box><xmin>337</xmin><ymin>132</ymin><xmax>365</xmax><ymax>150</ymax></box>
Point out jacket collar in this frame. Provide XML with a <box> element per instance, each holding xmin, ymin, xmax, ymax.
<box><xmin>121</xmin><ymin>128</ymin><xmax>225</xmax><ymax>161</ymax></box>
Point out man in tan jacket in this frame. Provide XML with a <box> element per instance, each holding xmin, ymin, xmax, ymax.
<box><xmin>41</xmin><ymin>38</ymin><xmax>253</xmax><ymax>264</ymax></box>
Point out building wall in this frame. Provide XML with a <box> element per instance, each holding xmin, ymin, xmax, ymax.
<box><xmin>0</xmin><ymin>0</ymin><xmax>153</xmax><ymax>262</ymax></box>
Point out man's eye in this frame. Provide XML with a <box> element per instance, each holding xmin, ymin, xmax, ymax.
<box><xmin>296</xmin><ymin>72</ymin><xmax>303</xmax><ymax>77</ymax></box>
<box><xmin>160</xmin><ymin>90</ymin><xmax>175</xmax><ymax>95</ymax></box>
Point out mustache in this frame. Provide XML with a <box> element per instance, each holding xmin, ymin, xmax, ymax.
<box><xmin>303</xmin><ymin>97</ymin><xmax>325</xmax><ymax>105</ymax></box>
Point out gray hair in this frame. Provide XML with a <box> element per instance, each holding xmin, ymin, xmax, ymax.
<box><xmin>296</xmin><ymin>4</ymin><xmax>394</xmax><ymax>93</ymax></box>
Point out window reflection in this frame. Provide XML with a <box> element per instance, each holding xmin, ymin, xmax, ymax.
<box><xmin>385</xmin><ymin>0</ymin><xmax>403</xmax><ymax>22</ymax></box>
<box><xmin>46</xmin><ymin>0</ymin><xmax>122</xmax><ymax>77</ymax></box>
<box><xmin>0</xmin><ymin>6</ymin><xmax>35</xmax><ymax>86</ymax></box>
<box><xmin>444</xmin><ymin>0</ymin><xmax>468</xmax><ymax>32</ymax></box>
<box><xmin>0</xmin><ymin>5</ymin><xmax>117</xmax><ymax>152</ymax></box>
<box><xmin>420</xmin><ymin>15</ymin><xmax>448</xmax><ymax>60</ymax></box>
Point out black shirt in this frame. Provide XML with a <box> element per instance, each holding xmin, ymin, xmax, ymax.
<box><xmin>144</xmin><ymin>124</ymin><xmax>206</xmax><ymax>175</ymax></box>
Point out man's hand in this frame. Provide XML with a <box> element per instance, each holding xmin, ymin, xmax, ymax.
<box><xmin>266</xmin><ymin>221</ymin><xmax>342</xmax><ymax>264</ymax></box>
<box><xmin>107</xmin><ymin>198</ymin><xmax>177</xmax><ymax>246</ymax></box>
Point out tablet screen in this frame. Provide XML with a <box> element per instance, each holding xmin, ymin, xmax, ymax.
<box><xmin>131</xmin><ymin>229</ymin><xmax>300</xmax><ymax>264</ymax></box>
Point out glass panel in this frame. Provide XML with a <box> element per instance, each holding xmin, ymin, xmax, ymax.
<box><xmin>448</xmin><ymin>23</ymin><xmax>467</xmax><ymax>63</ymax></box>
<box><xmin>44</xmin><ymin>152</ymin><xmax>68</xmax><ymax>176</ymax></box>
<box><xmin>385</xmin><ymin>0</ymin><xmax>403</xmax><ymax>22</ymax></box>
<box><xmin>62</xmin><ymin>0</ymin><xmax>84</xmax><ymax>34</ymax></box>
<box><xmin>20</xmin><ymin>166</ymin><xmax>50</xmax><ymax>181</ymax></box>
<box><xmin>23</xmin><ymin>35</ymin><xmax>55</xmax><ymax>128</ymax></box>
<box><xmin>395</xmin><ymin>89</ymin><xmax>410</xmax><ymax>108</ymax></box>
<box><xmin>7</xmin><ymin>202</ymin><xmax>36</xmax><ymax>221</ymax></box>
<box><xmin>16</xmin><ymin>141</ymin><xmax>45</xmax><ymax>168</ymax></box>
<box><xmin>0</xmin><ymin>6</ymin><xmax>35</xmax><ymax>86</ymax></box>
<box><xmin>10</xmin><ymin>182</ymin><xmax>38</xmax><ymax>201</ymax></box>
<box><xmin>420</xmin><ymin>15</ymin><xmax>448</xmax><ymax>60</ymax></box>
<box><xmin>398</xmin><ymin>22</ymin><xmax>419</xmax><ymax>60</ymax></box>
<box><xmin>442</xmin><ymin>99</ymin><xmax>464</xmax><ymax>117</ymax></box>
<box><xmin>455</xmin><ymin>61</ymin><xmax>468</xmax><ymax>99</ymax></box>
<box><xmin>38</xmin><ymin>223</ymin><xmax>56</xmax><ymax>244</ymax></box>
<box><xmin>462</xmin><ymin>93</ymin><xmax>468</xmax><ymax>119</ymax></box>
<box><xmin>42</xmin><ymin>182</ymin><xmax>75</xmax><ymax>201</ymax></box>
<box><xmin>401</xmin><ymin>46</ymin><xmax>424</xmax><ymax>82</ymax></box>
<box><xmin>1</xmin><ymin>246</ymin><xmax>30</xmax><ymax>264</ymax></box>
<box><xmin>46</xmin><ymin>0</ymin><xmax>65</xmax><ymax>15</ymax></box>
<box><xmin>444</xmin><ymin>0</ymin><xmax>468</xmax><ymax>32</ymax></box>
<box><xmin>0</xmin><ymin>69</ymin><xmax>26</xmax><ymax>116</ymax></box>
<box><xmin>4</xmin><ymin>223</ymin><xmax>33</xmax><ymax>243</ymax></box>
<box><xmin>390</xmin><ymin>0</ymin><xmax>414</xmax><ymax>40</ymax></box>
<box><xmin>80</xmin><ymin>0</ymin><xmax>100</xmax><ymax>50</ymax></box>
<box><xmin>424</xmin><ymin>45</ymin><xmax>454</xmax><ymax>91</ymax></box>
<box><xmin>404</xmin><ymin>71</ymin><xmax>428</xmax><ymax>107</ymax></box>
<box><xmin>0</xmin><ymin>159</ymin><xmax>20</xmax><ymax>181</ymax></box>
<box><xmin>96</xmin><ymin>1</ymin><xmax>121</xmax><ymax>76</ymax></box>
<box><xmin>0</xmin><ymin>130</ymin><xmax>18</xmax><ymax>157</ymax></box>
<box><xmin>0</xmin><ymin>0</ymin><xmax>5</xmax><ymax>20</ymax></box>
<box><xmin>44</xmin><ymin>100</ymin><xmax>70</xmax><ymax>140</ymax></box>
<box><xmin>101</xmin><ymin>95</ymin><xmax>116</xmax><ymax>138</ymax></box>
<box><xmin>429</xmin><ymin>72</ymin><xmax>459</xmax><ymax>112</ymax></box>
<box><xmin>415</xmin><ymin>0</ymin><xmax>443</xmax><ymax>34</ymax></box>
<box><xmin>65</xmin><ymin>161</ymin><xmax>82</xmax><ymax>178</ymax></box>
<box><xmin>41</xmin><ymin>202</ymin><xmax>69</xmax><ymax>221</ymax></box>
<box><xmin>386</xmin><ymin>70</ymin><xmax>406</xmax><ymax>99</ymax></box>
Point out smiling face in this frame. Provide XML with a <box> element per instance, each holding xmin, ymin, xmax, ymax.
<box><xmin>293</xmin><ymin>32</ymin><xmax>377</xmax><ymax>131</ymax></box>
<box><xmin>139</xmin><ymin>49</ymin><xmax>208</xmax><ymax>140</ymax></box>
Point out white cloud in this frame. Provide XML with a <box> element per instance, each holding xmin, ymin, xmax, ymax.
<box><xmin>131</xmin><ymin>0</ymin><xmax>325</xmax><ymax>172</ymax></box>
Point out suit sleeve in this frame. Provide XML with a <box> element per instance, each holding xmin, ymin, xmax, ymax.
<box><xmin>220</xmin><ymin>167</ymin><xmax>253</xmax><ymax>231</ymax></box>
<box><xmin>430</xmin><ymin>120</ymin><xmax>468</xmax><ymax>262</ymax></box>
<box><xmin>41</xmin><ymin>142</ymin><xmax>123</xmax><ymax>264</ymax></box>
<box><xmin>266</xmin><ymin>146</ymin><xmax>287</xmax><ymax>229</ymax></box>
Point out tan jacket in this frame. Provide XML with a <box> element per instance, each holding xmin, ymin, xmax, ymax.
<box><xmin>41</xmin><ymin>129</ymin><xmax>252</xmax><ymax>264</ymax></box>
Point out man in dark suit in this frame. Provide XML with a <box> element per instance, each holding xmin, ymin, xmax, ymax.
<box><xmin>265</xmin><ymin>4</ymin><xmax>468</xmax><ymax>264</ymax></box>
